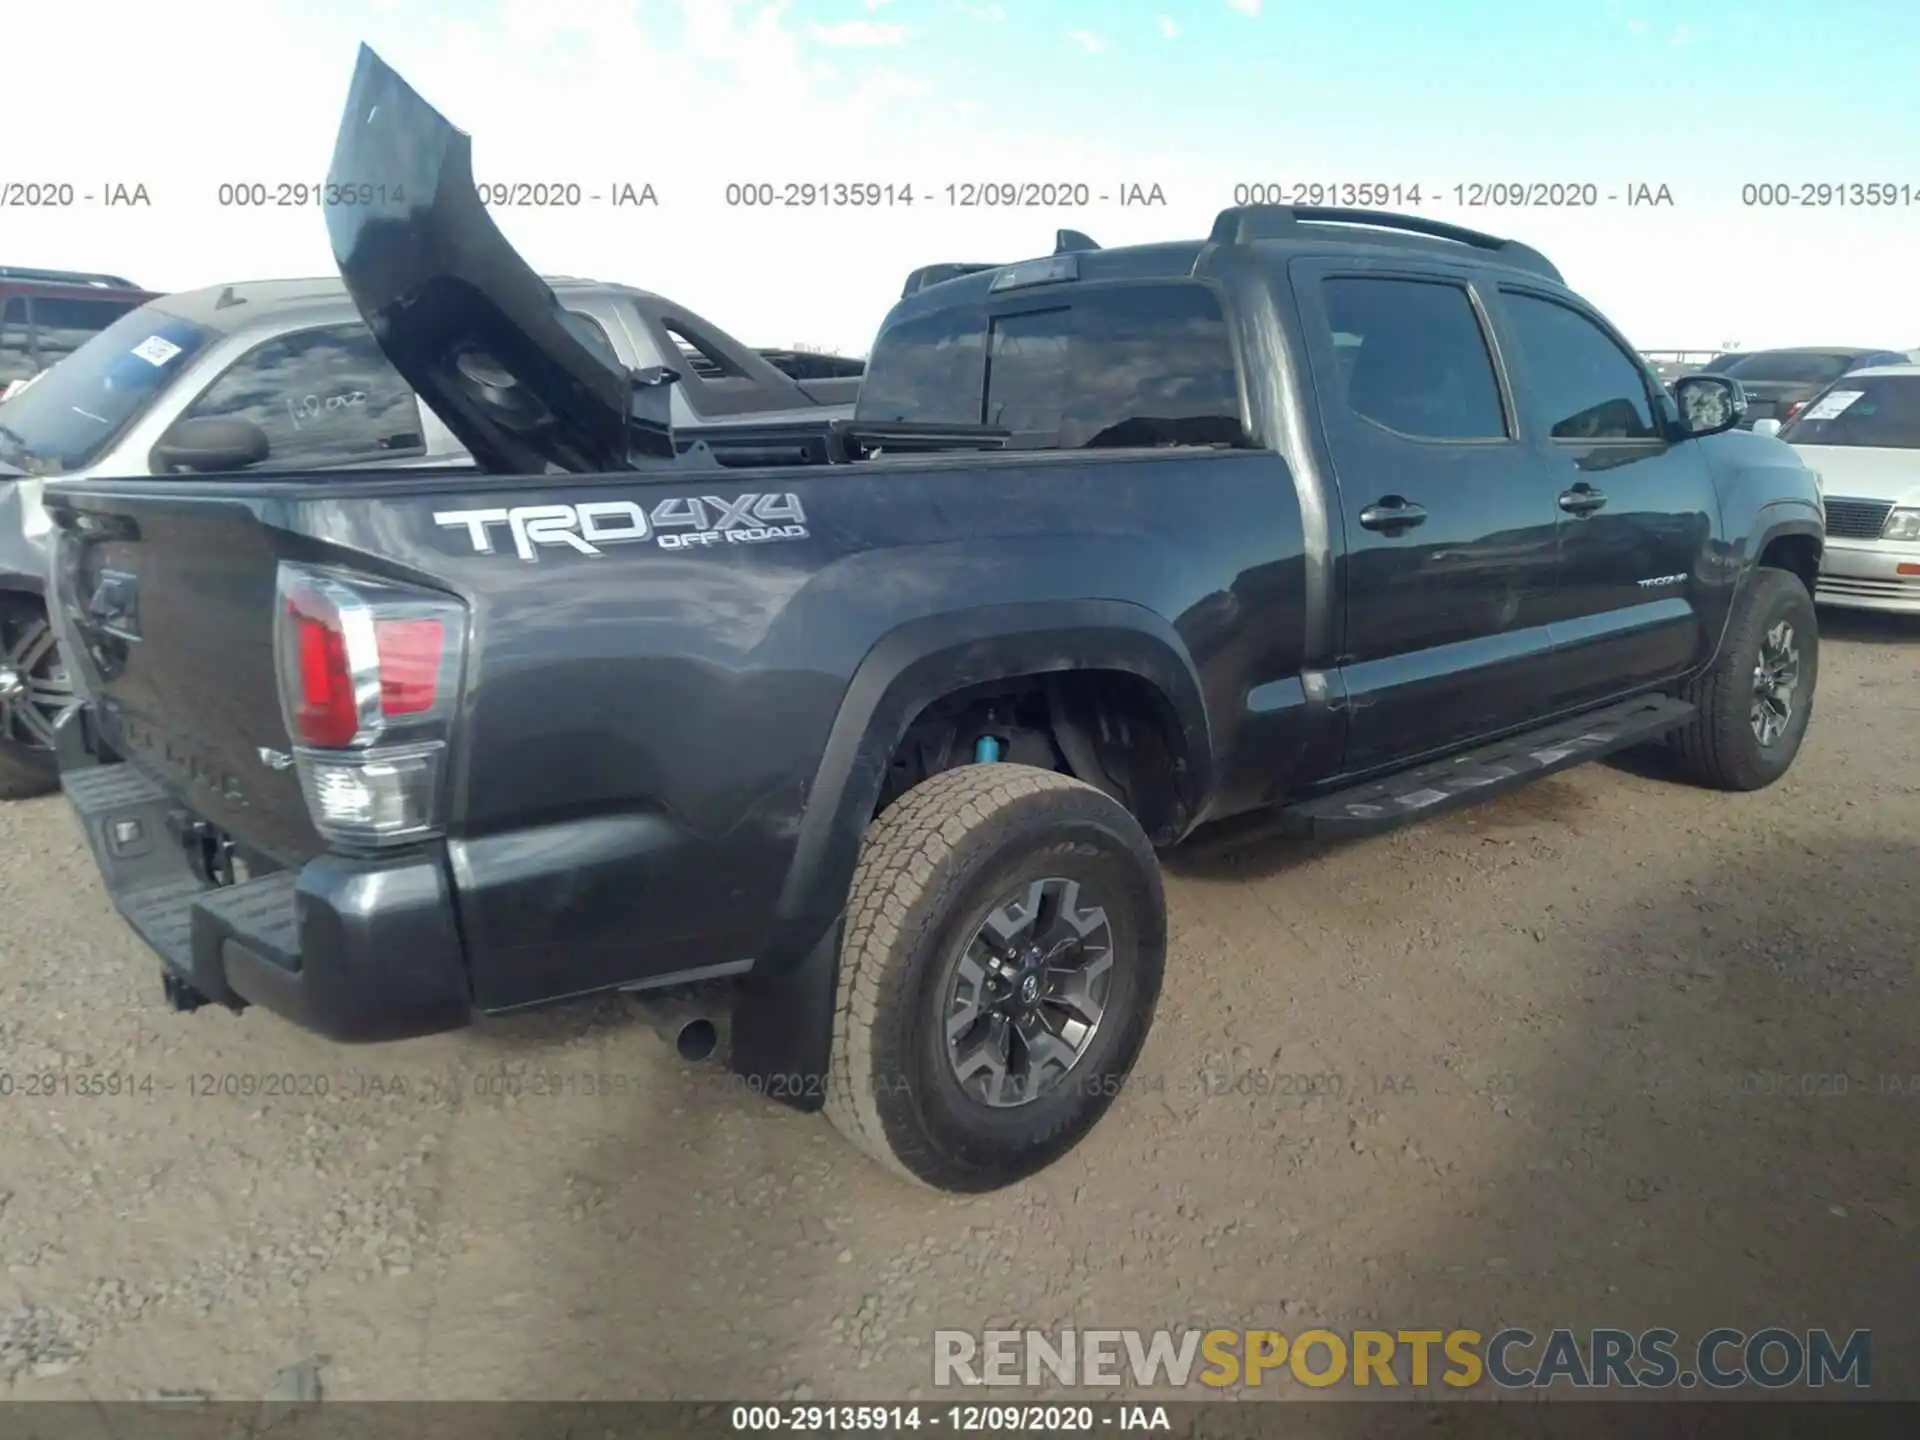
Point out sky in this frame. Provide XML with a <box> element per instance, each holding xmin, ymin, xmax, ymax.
<box><xmin>10</xmin><ymin>0</ymin><xmax>1920</xmax><ymax>356</ymax></box>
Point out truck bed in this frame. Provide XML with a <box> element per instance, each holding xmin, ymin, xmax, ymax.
<box><xmin>47</xmin><ymin>443</ymin><xmax>1305</xmax><ymax>1014</ymax></box>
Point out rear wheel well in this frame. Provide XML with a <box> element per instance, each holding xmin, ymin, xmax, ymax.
<box><xmin>877</xmin><ymin>669</ymin><xmax>1194</xmax><ymax>845</ymax></box>
<box><xmin>1759</xmin><ymin>533</ymin><xmax>1820</xmax><ymax>597</ymax></box>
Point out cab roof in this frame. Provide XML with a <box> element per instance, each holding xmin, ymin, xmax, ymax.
<box><xmin>889</xmin><ymin>204</ymin><xmax>1565</xmax><ymax>323</ymax></box>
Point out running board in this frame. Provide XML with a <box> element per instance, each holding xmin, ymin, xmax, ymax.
<box><xmin>1280</xmin><ymin>694</ymin><xmax>1695</xmax><ymax>839</ymax></box>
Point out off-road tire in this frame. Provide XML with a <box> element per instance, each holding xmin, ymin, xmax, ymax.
<box><xmin>1670</xmin><ymin>567</ymin><xmax>1818</xmax><ymax>791</ymax></box>
<box><xmin>825</xmin><ymin>764</ymin><xmax>1166</xmax><ymax>1192</ymax></box>
<box><xmin>0</xmin><ymin>742</ymin><xmax>57</xmax><ymax>800</ymax></box>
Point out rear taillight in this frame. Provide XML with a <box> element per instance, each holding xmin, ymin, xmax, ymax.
<box><xmin>273</xmin><ymin>563</ymin><xmax>465</xmax><ymax>849</ymax></box>
<box><xmin>1785</xmin><ymin>401</ymin><xmax>1806</xmax><ymax>421</ymax></box>
<box><xmin>375</xmin><ymin>619</ymin><xmax>445</xmax><ymax>716</ymax></box>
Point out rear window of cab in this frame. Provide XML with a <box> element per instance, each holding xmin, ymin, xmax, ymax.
<box><xmin>856</xmin><ymin>281</ymin><xmax>1245</xmax><ymax>449</ymax></box>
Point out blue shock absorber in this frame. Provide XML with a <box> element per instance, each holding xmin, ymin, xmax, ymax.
<box><xmin>973</xmin><ymin>734</ymin><xmax>1003</xmax><ymax>763</ymax></box>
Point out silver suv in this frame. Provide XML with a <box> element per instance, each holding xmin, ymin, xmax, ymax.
<box><xmin>0</xmin><ymin>275</ymin><xmax>857</xmax><ymax>796</ymax></box>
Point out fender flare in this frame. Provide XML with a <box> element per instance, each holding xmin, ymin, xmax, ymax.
<box><xmin>1706</xmin><ymin>502</ymin><xmax>1822</xmax><ymax>663</ymax></box>
<box><xmin>764</xmin><ymin>598</ymin><xmax>1212</xmax><ymax>970</ymax></box>
<box><xmin>1749</xmin><ymin>503</ymin><xmax>1824</xmax><ymax>565</ymax></box>
<box><xmin>1745</xmin><ymin>502</ymin><xmax>1825</xmax><ymax>594</ymax></box>
<box><xmin>729</xmin><ymin>599</ymin><xmax>1210</xmax><ymax>1108</ymax></box>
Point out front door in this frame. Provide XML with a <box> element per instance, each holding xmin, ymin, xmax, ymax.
<box><xmin>1291</xmin><ymin>260</ymin><xmax>1564</xmax><ymax>774</ymax></box>
<box><xmin>1490</xmin><ymin>288</ymin><xmax>1717</xmax><ymax>708</ymax></box>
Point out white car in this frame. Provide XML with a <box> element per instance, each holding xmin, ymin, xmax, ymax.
<box><xmin>0</xmin><ymin>367</ymin><xmax>49</xmax><ymax>402</ymax></box>
<box><xmin>1755</xmin><ymin>363</ymin><xmax>1920</xmax><ymax>614</ymax></box>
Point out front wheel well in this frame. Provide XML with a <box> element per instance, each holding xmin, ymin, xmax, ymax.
<box><xmin>1758</xmin><ymin>532</ymin><xmax>1821</xmax><ymax>597</ymax></box>
<box><xmin>878</xmin><ymin>669</ymin><xmax>1195</xmax><ymax>845</ymax></box>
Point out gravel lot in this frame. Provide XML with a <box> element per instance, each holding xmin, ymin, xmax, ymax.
<box><xmin>1</xmin><ymin>610</ymin><xmax>1915</xmax><ymax>1404</ymax></box>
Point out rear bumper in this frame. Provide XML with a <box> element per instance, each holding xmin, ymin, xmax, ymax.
<box><xmin>58</xmin><ymin>713</ymin><xmax>472</xmax><ymax>1043</ymax></box>
<box><xmin>1816</xmin><ymin>538</ymin><xmax>1920</xmax><ymax>614</ymax></box>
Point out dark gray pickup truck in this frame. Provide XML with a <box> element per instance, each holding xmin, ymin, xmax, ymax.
<box><xmin>43</xmin><ymin>49</ymin><xmax>1824</xmax><ymax>1191</ymax></box>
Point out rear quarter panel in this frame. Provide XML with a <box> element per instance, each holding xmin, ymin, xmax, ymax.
<box><xmin>288</xmin><ymin>449</ymin><xmax>1308</xmax><ymax>1008</ymax></box>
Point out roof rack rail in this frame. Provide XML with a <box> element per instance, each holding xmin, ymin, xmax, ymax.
<box><xmin>1206</xmin><ymin>205</ymin><xmax>1561</xmax><ymax>282</ymax></box>
<box><xmin>900</xmin><ymin>262</ymin><xmax>1001</xmax><ymax>298</ymax></box>
<box><xmin>901</xmin><ymin>227</ymin><xmax>1105</xmax><ymax>298</ymax></box>
<box><xmin>0</xmin><ymin>265</ymin><xmax>140</xmax><ymax>288</ymax></box>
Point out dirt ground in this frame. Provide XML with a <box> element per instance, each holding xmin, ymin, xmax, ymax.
<box><xmin>1</xmin><ymin>610</ymin><xmax>1914</xmax><ymax>1406</ymax></box>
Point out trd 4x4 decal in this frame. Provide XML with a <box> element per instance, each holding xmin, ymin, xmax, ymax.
<box><xmin>432</xmin><ymin>492</ymin><xmax>809</xmax><ymax>562</ymax></box>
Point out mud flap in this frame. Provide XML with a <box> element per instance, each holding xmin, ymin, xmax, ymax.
<box><xmin>729</xmin><ymin>915</ymin><xmax>842</xmax><ymax>1113</ymax></box>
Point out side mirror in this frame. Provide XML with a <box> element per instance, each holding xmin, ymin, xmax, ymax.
<box><xmin>150</xmin><ymin>416</ymin><xmax>270</xmax><ymax>474</ymax></box>
<box><xmin>1751</xmin><ymin>418</ymin><xmax>1783</xmax><ymax>438</ymax></box>
<box><xmin>1672</xmin><ymin>374</ymin><xmax>1747</xmax><ymax>438</ymax></box>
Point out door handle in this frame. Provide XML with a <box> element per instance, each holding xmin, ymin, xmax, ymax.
<box><xmin>1558</xmin><ymin>485</ymin><xmax>1607</xmax><ymax>515</ymax></box>
<box><xmin>1358</xmin><ymin>497</ymin><xmax>1428</xmax><ymax>532</ymax></box>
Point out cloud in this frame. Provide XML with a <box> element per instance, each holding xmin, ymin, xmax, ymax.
<box><xmin>808</xmin><ymin>19</ymin><xmax>907</xmax><ymax>46</ymax></box>
<box><xmin>857</xmin><ymin>68</ymin><xmax>935</xmax><ymax>102</ymax></box>
<box><xmin>1666</xmin><ymin>22</ymin><xmax>1691</xmax><ymax>44</ymax></box>
<box><xmin>1067</xmin><ymin>28</ymin><xmax>1108</xmax><ymax>52</ymax></box>
<box><xmin>1227</xmin><ymin>0</ymin><xmax>1261</xmax><ymax>15</ymax></box>
<box><xmin>17</xmin><ymin>0</ymin><xmax>1893</xmax><ymax>362</ymax></box>
<box><xmin>1158</xmin><ymin>14</ymin><xmax>1180</xmax><ymax>38</ymax></box>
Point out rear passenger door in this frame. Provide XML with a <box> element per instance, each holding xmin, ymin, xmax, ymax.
<box><xmin>1292</xmin><ymin>261</ymin><xmax>1564</xmax><ymax>774</ymax></box>
<box><xmin>1490</xmin><ymin>288</ymin><xmax>1717</xmax><ymax>706</ymax></box>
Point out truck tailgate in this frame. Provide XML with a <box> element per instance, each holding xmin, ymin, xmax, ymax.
<box><xmin>48</xmin><ymin>486</ymin><xmax>325</xmax><ymax>864</ymax></box>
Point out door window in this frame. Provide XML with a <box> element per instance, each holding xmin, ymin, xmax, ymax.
<box><xmin>1502</xmin><ymin>293</ymin><xmax>1662</xmax><ymax>441</ymax></box>
<box><xmin>1320</xmin><ymin>277</ymin><xmax>1508</xmax><ymax>440</ymax></box>
<box><xmin>179</xmin><ymin>323</ymin><xmax>424</xmax><ymax>468</ymax></box>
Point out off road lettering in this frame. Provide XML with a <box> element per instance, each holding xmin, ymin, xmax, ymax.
<box><xmin>432</xmin><ymin>493</ymin><xmax>809</xmax><ymax>561</ymax></box>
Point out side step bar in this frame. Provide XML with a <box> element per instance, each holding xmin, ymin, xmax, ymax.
<box><xmin>1280</xmin><ymin>694</ymin><xmax>1695</xmax><ymax>839</ymax></box>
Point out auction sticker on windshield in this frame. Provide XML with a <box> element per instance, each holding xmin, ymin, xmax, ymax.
<box><xmin>1801</xmin><ymin>390</ymin><xmax>1863</xmax><ymax>422</ymax></box>
<box><xmin>130</xmin><ymin>335</ymin><xmax>183</xmax><ymax>367</ymax></box>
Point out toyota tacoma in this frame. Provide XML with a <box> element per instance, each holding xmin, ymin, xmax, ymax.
<box><xmin>43</xmin><ymin>49</ymin><xmax>1825</xmax><ymax>1191</ymax></box>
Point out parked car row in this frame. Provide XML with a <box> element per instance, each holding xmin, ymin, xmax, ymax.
<box><xmin>1695</xmin><ymin>347</ymin><xmax>1912</xmax><ymax>428</ymax></box>
<box><xmin>1639</xmin><ymin>347</ymin><xmax>1913</xmax><ymax>428</ymax></box>
<box><xmin>1631</xmin><ymin>341</ymin><xmax>1920</xmax><ymax>616</ymax></box>
<box><xmin>0</xmin><ymin>267</ymin><xmax>157</xmax><ymax>402</ymax></box>
<box><xmin>1754</xmin><ymin>365</ymin><xmax>1920</xmax><ymax>615</ymax></box>
<box><xmin>1640</xmin><ymin>349</ymin><xmax>1726</xmax><ymax>383</ymax></box>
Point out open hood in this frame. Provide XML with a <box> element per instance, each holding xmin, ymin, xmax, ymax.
<box><xmin>325</xmin><ymin>45</ymin><xmax>675</xmax><ymax>474</ymax></box>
